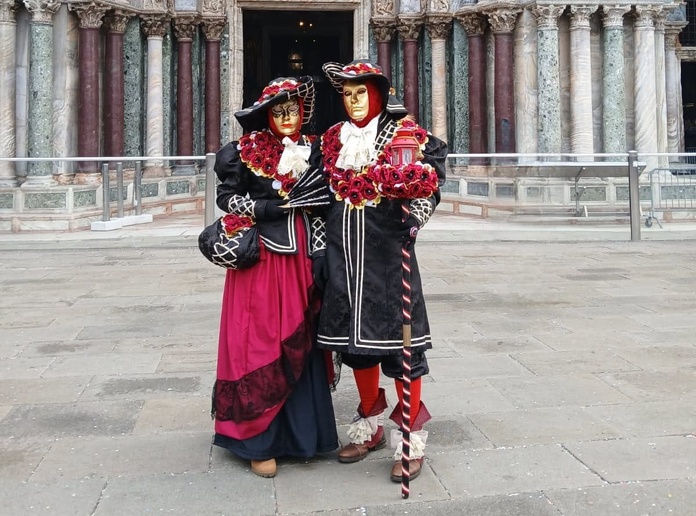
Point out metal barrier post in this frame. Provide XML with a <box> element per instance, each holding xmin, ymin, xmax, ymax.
<box><xmin>116</xmin><ymin>162</ymin><xmax>124</xmax><ymax>219</ymax></box>
<box><xmin>134</xmin><ymin>161</ymin><xmax>143</xmax><ymax>216</ymax></box>
<box><xmin>628</xmin><ymin>150</ymin><xmax>641</xmax><ymax>242</ymax></box>
<box><xmin>101</xmin><ymin>163</ymin><xmax>110</xmax><ymax>222</ymax></box>
<box><xmin>205</xmin><ymin>152</ymin><xmax>216</xmax><ymax>227</ymax></box>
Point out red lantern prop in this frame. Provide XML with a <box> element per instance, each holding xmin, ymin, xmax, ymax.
<box><xmin>390</xmin><ymin>127</ymin><xmax>421</xmax><ymax>167</ymax></box>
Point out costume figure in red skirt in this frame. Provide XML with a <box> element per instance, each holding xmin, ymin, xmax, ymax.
<box><xmin>212</xmin><ymin>76</ymin><xmax>338</xmax><ymax>478</ymax></box>
<box><xmin>309</xmin><ymin>61</ymin><xmax>447</xmax><ymax>482</ymax></box>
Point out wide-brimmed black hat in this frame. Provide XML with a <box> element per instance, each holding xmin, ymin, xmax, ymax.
<box><xmin>322</xmin><ymin>60</ymin><xmax>407</xmax><ymax>117</ymax></box>
<box><xmin>234</xmin><ymin>76</ymin><xmax>315</xmax><ymax>133</ymax></box>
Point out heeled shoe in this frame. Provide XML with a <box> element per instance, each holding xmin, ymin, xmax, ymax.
<box><xmin>250</xmin><ymin>458</ymin><xmax>276</xmax><ymax>478</ymax></box>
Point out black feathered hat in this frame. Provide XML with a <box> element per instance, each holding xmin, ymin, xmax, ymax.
<box><xmin>322</xmin><ymin>60</ymin><xmax>408</xmax><ymax>117</ymax></box>
<box><xmin>234</xmin><ymin>76</ymin><xmax>315</xmax><ymax>133</ymax></box>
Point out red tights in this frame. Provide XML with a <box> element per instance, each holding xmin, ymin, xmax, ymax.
<box><xmin>353</xmin><ymin>365</ymin><xmax>421</xmax><ymax>417</ymax></box>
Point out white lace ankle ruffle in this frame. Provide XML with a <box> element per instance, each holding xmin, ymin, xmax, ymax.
<box><xmin>346</xmin><ymin>412</ymin><xmax>384</xmax><ymax>445</ymax></box>
<box><xmin>390</xmin><ymin>429</ymin><xmax>428</xmax><ymax>461</ymax></box>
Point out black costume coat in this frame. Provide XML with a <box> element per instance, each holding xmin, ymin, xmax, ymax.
<box><xmin>310</xmin><ymin>113</ymin><xmax>448</xmax><ymax>356</ymax></box>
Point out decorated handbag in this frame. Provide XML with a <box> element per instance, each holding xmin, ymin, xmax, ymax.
<box><xmin>198</xmin><ymin>213</ymin><xmax>261</xmax><ymax>269</ymax></box>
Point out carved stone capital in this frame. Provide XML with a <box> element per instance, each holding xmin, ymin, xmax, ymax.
<box><xmin>633</xmin><ymin>5</ymin><xmax>657</xmax><ymax>29</ymax></box>
<box><xmin>0</xmin><ymin>0</ymin><xmax>17</xmax><ymax>23</ymax></box>
<box><xmin>428</xmin><ymin>0</ymin><xmax>449</xmax><ymax>13</ymax></box>
<box><xmin>105</xmin><ymin>9</ymin><xmax>134</xmax><ymax>34</ymax></box>
<box><xmin>201</xmin><ymin>0</ymin><xmax>224</xmax><ymax>16</ymax></box>
<box><xmin>455</xmin><ymin>13</ymin><xmax>486</xmax><ymax>36</ymax></box>
<box><xmin>653</xmin><ymin>6</ymin><xmax>666</xmax><ymax>31</ymax></box>
<box><xmin>23</xmin><ymin>0</ymin><xmax>59</xmax><ymax>24</ymax></box>
<box><xmin>371</xmin><ymin>18</ymin><xmax>396</xmax><ymax>43</ymax></box>
<box><xmin>397</xmin><ymin>15</ymin><xmax>424</xmax><ymax>41</ymax></box>
<box><xmin>602</xmin><ymin>5</ymin><xmax>630</xmax><ymax>29</ymax></box>
<box><xmin>70</xmin><ymin>2</ymin><xmax>108</xmax><ymax>30</ymax></box>
<box><xmin>141</xmin><ymin>14</ymin><xmax>170</xmax><ymax>38</ymax></box>
<box><xmin>173</xmin><ymin>15</ymin><xmax>198</xmax><ymax>41</ymax></box>
<box><xmin>569</xmin><ymin>5</ymin><xmax>598</xmax><ymax>29</ymax></box>
<box><xmin>532</xmin><ymin>5</ymin><xmax>565</xmax><ymax>30</ymax></box>
<box><xmin>665</xmin><ymin>22</ymin><xmax>688</xmax><ymax>51</ymax></box>
<box><xmin>372</xmin><ymin>0</ymin><xmax>395</xmax><ymax>17</ymax></box>
<box><xmin>201</xmin><ymin>17</ymin><xmax>225</xmax><ymax>41</ymax></box>
<box><xmin>485</xmin><ymin>9</ymin><xmax>520</xmax><ymax>34</ymax></box>
<box><xmin>426</xmin><ymin>13</ymin><xmax>452</xmax><ymax>40</ymax></box>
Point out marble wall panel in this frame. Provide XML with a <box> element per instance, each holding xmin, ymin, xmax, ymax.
<box><xmin>602</xmin><ymin>23</ymin><xmax>627</xmax><ymax>156</ymax></box>
<box><xmin>27</xmin><ymin>23</ymin><xmax>54</xmax><ymax>178</ymax></box>
<box><xmin>124</xmin><ymin>18</ymin><xmax>145</xmax><ymax>157</ymax></box>
<box><xmin>447</xmin><ymin>21</ymin><xmax>468</xmax><ymax>154</ymax></box>
<box><xmin>15</xmin><ymin>9</ymin><xmax>29</xmax><ymax>180</ymax></box>
<box><xmin>0</xmin><ymin>21</ymin><xmax>16</xmax><ymax>184</ymax></box>
<box><xmin>590</xmin><ymin>14</ymin><xmax>602</xmax><ymax>153</ymax></box>
<box><xmin>558</xmin><ymin>15</ymin><xmax>571</xmax><ymax>154</ymax></box>
<box><xmin>0</xmin><ymin>193</ymin><xmax>13</xmax><ymax>209</ymax></box>
<box><xmin>624</xmin><ymin>22</ymin><xmax>635</xmax><ymax>150</ymax></box>
<box><xmin>515</xmin><ymin>9</ymin><xmax>537</xmax><ymax>157</ymax></box>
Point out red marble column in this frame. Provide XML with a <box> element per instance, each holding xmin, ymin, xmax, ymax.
<box><xmin>104</xmin><ymin>12</ymin><xmax>132</xmax><ymax>167</ymax></box>
<box><xmin>486</xmin><ymin>10</ymin><xmax>520</xmax><ymax>154</ymax></box>
<box><xmin>203</xmin><ymin>19</ymin><xmax>225</xmax><ymax>153</ymax></box>
<box><xmin>458</xmin><ymin>14</ymin><xmax>488</xmax><ymax>156</ymax></box>
<box><xmin>372</xmin><ymin>19</ymin><xmax>396</xmax><ymax>82</ymax></box>
<box><xmin>174</xmin><ymin>17</ymin><xmax>198</xmax><ymax>166</ymax></box>
<box><xmin>75</xmin><ymin>5</ymin><xmax>106</xmax><ymax>175</ymax></box>
<box><xmin>398</xmin><ymin>16</ymin><xmax>423</xmax><ymax>121</ymax></box>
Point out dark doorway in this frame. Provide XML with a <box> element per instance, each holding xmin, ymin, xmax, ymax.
<box><xmin>242</xmin><ymin>10</ymin><xmax>354</xmax><ymax>135</ymax></box>
<box><xmin>683</xmin><ymin>62</ymin><xmax>696</xmax><ymax>154</ymax></box>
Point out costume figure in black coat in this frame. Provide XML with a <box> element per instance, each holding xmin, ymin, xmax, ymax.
<box><xmin>310</xmin><ymin>60</ymin><xmax>447</xmax><ymax>482</ymax></box>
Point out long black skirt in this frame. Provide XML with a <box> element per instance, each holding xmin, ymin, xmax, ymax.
<box><xmin>213</xmin><ymin>347</ymin><xmax>338</xmax><ymax>460</ymax></box>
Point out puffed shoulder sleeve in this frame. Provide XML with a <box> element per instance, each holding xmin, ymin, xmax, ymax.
<box><xmin>214</xmin><ymin>141</ymin><xmax>255</xmax><ymax>216</ymax></box>
<box><xmin>423</xmin><ymin>133</ymin><xmax>448</xmax><ymax>189</ymax></box>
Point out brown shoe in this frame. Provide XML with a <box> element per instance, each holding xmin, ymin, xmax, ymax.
<box><xmin>390</xmin><ymin>458</ymin><xmax>424</xmax><ymax>483</ymax></box>
<box><xmin>250</xmin><ymin>458</ymin><xmax>276</xmax><ymax>478</ymax></box>
<box><xmin>337</xmin><ymin>427</ymin><xmax>386</xmax><ymax>463</ymax></box>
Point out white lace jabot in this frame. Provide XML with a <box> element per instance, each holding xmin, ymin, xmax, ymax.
<box><xmin>277</xmin><ymin>136</ymin><xmax>311</xmax><ymax>177</ymax></box>
<box><xmin>336</xmin><ymin>116</ymin><xmax>380</xmax><ymax>171</ymax></box>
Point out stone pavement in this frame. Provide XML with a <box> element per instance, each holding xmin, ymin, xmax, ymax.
<box><xmin>1</xmin><ymin>213</ymin><xmax>696</xmax><ymax>515</ymax></box>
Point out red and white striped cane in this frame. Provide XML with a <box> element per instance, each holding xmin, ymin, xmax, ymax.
<box><xmin>400</xmin><ymin>200</ymin><xmax>413</xmax><ymax>499</ymax></box>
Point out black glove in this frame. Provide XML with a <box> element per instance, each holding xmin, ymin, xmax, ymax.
<box><xmin>393</xmin><ymin>216</ymin><xmax>420</xmax><ymax>248</ymax></box>
<box><xmin>254</xmin><ymin>199</ymin><xmax>289</xmax><ymax>221</ymax></box>
<box><xmin>312</xmin><ymin>251</ymin><xmax>329</xmax><ymax>293</ymax></box>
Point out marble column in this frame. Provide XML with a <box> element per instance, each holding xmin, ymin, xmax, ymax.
<box><xmin>426</xmin><ymin>14</ymin><xmax>451</xmax><ymax>142</ymax></box>
<box><xmin>601</xmin><ymin>5</ymin><xmax>630</xmax><ymax>157</ymax></box>
<box><xmin>0</xmin><ymin>0</ymin><xmax>17</xmax><ymax>186</ymax></box>
<box><xmin>569</xmin><ymin>5</ymin><xmax>597</xmax><ymax>156</ymax></box>
<box><xmin>533</xmin><ymin>5</ymin><xmax>564</xmax><ymax>156</ymax></box>
<box><xmin>457</xmin><ymin>13</ymin><xmax>487</xmax><ymax>157</ymax></box>
<box><xmin>633</xmin><ymin>6</ymin><xmax>658</xmax><ymax>169</ymax></box>
<box><xmin>23</xmin><ymin>0</ymin><xmax>60</xmax><ymax>186</ymax></box>
<box><xmin>487</xmin><ymin>9</ymin><xmax>519</xmax><ymax>154</ymax></box>
<box><xmin>665</xmin><ymin>24</ymin><xmax>686</xmax><ymax>158</ymax></box>
<box><xmin>141</xmin><ymin>15</ymin><xmax>168</xmax><ymax>174</ymax></box>
<box><xmin>104</xmin><ymin>11</ymin><xmax>132</xmax><ymax>167</ymax></box>
<box><xmin>202</xmin><ymin>18</ymin><xmax>225</xmax><ymax>154</ymax></box>
<box><xmin>371</xmin><ymin>18</ymin><xmax>396</xmax><ymax>82</ymax></box>
<box><xmin>397</xmin><ymin>15</ymin><xmax>423</xmax><ymax>122</ymax></box>
<box><xmin>654</xmin><ymin>8</ymin><xmax>668</xmax><ymax>168</ymax></box>
<box><xmin>173</xmin><ymin>16</ymin><xmax>197</xmax><ymax>173</ymax></box>
<box><xmin>73</xmin><ymin>2</ymin><xmax>106</xmax><ymax>177</ymax></box>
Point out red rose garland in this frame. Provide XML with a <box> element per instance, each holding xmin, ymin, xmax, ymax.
<box><xmin>320</xmin><ymin>119</ymin><xmax>439</xmax><ymax>208</ymax></box>
<box><xmin>238</xmin><ymin>131</ymin><xmax>315</xmax><ymax>198</ymax></box>
<box><xmin>221</xmin><ymin>213</ymin><xmax>254</xmax><ymax>237</ymax></box>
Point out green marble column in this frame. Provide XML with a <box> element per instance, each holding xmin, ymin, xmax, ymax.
<box><xmin>448</xmin><ymin>19</ymin><xmax>468</xmax><ymax>155</ymax></box>
<box><xmin>418</xmin><ymin>30</ymin><xmax>432</xmax><ymax>130</ymax></box>
<box><xmin>124</xmin><ymin>17</ymin><xmax>144</xmax><ymax>157</ymax></box>
<box><xmin>602</xmin><ymin>6</ymin><xmax>630</xmax><ymax>157</ymax></box>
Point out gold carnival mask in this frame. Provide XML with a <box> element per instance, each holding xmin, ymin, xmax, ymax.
<box><xmin>342</xmin><ymin>80</ymin><xmax>370</xmax><ymax>123</ymax></box>
<box><xmin>270</xmin><ymin>99</ymin><xmax>301</xmax><ymax>137</ymax></box>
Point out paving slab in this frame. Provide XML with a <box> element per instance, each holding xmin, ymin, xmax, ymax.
<box><xmin>510</xmin><ymin>349</ymin><xmax>640</xmax><ymax>375</ymax></box>
<box><xmin>42</xmin><ymin>353</ymin><xmax>162</xmax><ymax>377</ymax></box>
<box><xmin>585</xmin><ymin>400</ymin><xmax>696</xmax><ymax>438</ymax></box>
<box><xmin>545</xmin><ymin>479</ymin><xmax>696</xmax><ymax>516</ymax></box>
<box><xmin>0</xmin><ymin>438</ymin><xmax>51</xmax><ymax>480</ymax></box>
<box><xmin>0</xmin><ymin>357</ymin><xmax>55</xmax><ymax>379</ymax></box>
<box><xmin>0</xmin><ymin>477</ymin><xmax>107</xmax><ymax>515</ymax></box>
<box><xmin>598</xmin><ymin>370</ymin><xmax>696</xmax><ymax>402</ymax></box>
<box><xmin>0</xmin><ymin>377</ymin><xmax>92</xmax><ymax>405</ymax></box>
<box><xmin>133</xmin><ymin>397</ymin><xmax>213</xmax><ymax>434</ymax></box>
<box><xmin>77</xmin><ymin>373</ymin><xmax>212</xmax><ymax>402</ymax></box>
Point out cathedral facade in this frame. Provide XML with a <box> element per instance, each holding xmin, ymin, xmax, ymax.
<box><xmin>0</xmin><ymin>0</ymin><xmax>692</xmax><ymax>230</ymax></box>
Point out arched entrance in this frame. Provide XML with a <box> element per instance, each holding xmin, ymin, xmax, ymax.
<box><xmin>241</xmin><ymin>9</ymin><xmax>354</xmax><ymax>135</ymax></box>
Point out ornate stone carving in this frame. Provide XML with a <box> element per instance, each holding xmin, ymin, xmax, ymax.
<box><xmin>399</xmin><ymin>0</ymin><xmax>421</xmax><ymax>15</ymax></box>
<box><xmin>532</xmin><ymin>5</ymin><xmax>565</xmax><ymax>30</ymax></box>
<box><xmin>202</xmin><ymin>0</ymin><xmax>223</xmax><ymax>16</ymax></box>
<box><xmin>105</xmin><ymin>9</ymin><xmax>133</xmax><ymax>33</ymax></box>
<box><xmin>602</xmin><ymin>5</ymin><xmax>630</xmax><ymax>29</ymax></box>
<box><xmin>142</xmin><ymin>0</ymin><xmax>167</xmax><ymax>12</ymax></box>
<box><xmin>371</xmin><ymin>18</ymin><xmax>396</xmax><ymax>43</ymax></box>
<box><xmin>173</xmin><ymin>15</ymin><xmax>198</xmax><ymax>41</ymax></box>
<box><xmin>372</xmin><ymin>0</ymin><xmax>395</xmax><ymax>17</ymax></box>
<box><xmin>485</xmin><ymin>9</ymin><xmax>519</xmax><ymax>34</ymax></box>
<box><xmin>569</xmin><ymin>5</ymin><xmax>598</xmax><ymax>29</ymax></box>
<box><xmin>71</xmin><ymin>2</ymin><xmax>108</xmax><ymax>30</ymax></box>
<box><xmin>428</xmin><ymin>0</ymin><xmax>449</xmax><ymax>13</ymax></box>
<box><xmin>201</xmin><ymin>17</ymin><xmax>225</xmax><ymax>41</ymax></box>
<box><xmin>0</xmin><ymin>0</ymin><xmax>17</xmax><ymax>23</ymax></box>
<box><xmin>653</xmin><ymin>7</ymin><xmax>667</xmax><ymax>31</ymax></box>
<box><xmin>141</xmin><ymin>14</ymin><xmax>170</xmax><ymax>37</ymax></box>
<box><xmin>426</xmin><ymin>13</ymin><xmax>452</xmax><ymax>40</ymax></box>
<box><xmin>633</xmin><ymin>5</ymin><xmax>657</xmax><ymax>29</ymax></box>
<box><xmin>23</xmin><ymin>0</ymin><xmax>59</xmax><ymax>23</ymax></box>
<box><xmin>397</xmin><ymin>15</ymin><xmax>424</xmax><ymax>41</ymax></box>
<box><xmin>455</xmin><ymin>13</ymin><xmax>486</xmax><ymax>36</ymax></box>
<box><xmin>665</xmin><ymin>22</ymin><xmax>688</xmax><ymax>51</ymax></box>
